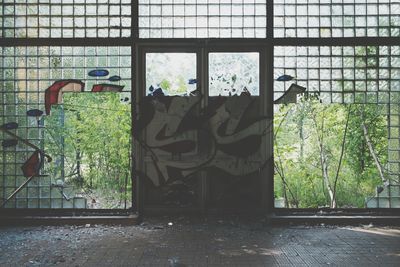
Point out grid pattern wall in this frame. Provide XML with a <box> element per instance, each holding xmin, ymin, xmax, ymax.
<box><xmin>0</xmin><ymin>0</ymin><xmax>131</xmax><ymax>38</ymax></box>
<box><xmin>274</xmin><ymin>46</ymin><xmax>400</xmax><ymax>104</ymax></box>
<box><xmin>274</xmin><ymin>0</ymin><xmax>400</xmax><ymax>38</ymax></box>
<box><xmin>389</xmin><ymin>103</ymin><xmax>400</xmax><ymax>183</ymax></box>
<box><xmin>138</xmin><ymin>0</ymin><xmax>267</xmax><ymax>38</ymax></box>
<box><xmin>0</xmin><ymin>46</ymin><xmax>131</xmax><ymax>208</ymax></box>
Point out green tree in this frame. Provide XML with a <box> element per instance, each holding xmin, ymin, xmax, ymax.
<box><xmin>45</xmin><ymin>93</ymin><xmax>132</xmax><ymax>209</ymax></box>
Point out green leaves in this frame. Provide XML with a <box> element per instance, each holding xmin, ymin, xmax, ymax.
<box><xmin>274</xmin><ymin>101</ymin><xmax>387</xmax><ymax>208</ymax></box>
<box><xmin>44</xmin><ymin>92</ymin><xmax>132</xmax><ymax>208</ymax></box>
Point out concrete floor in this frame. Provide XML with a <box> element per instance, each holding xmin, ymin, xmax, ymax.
<box><xmin>0</xmin><ymin>216</ymin><xmax>400</xmax><ymax>266</ymax></box>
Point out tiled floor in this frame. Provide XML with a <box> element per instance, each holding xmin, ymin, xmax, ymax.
<box><xmin>0</xmin><ymin>216</ymin><xmax>399</xmax><ymax>266</ymax></box>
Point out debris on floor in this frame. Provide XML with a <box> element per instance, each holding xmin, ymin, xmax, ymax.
<box><xmin>0</xmin><ymin>217</ymin><xmax>399</xmax><ymax>266</ymax></box>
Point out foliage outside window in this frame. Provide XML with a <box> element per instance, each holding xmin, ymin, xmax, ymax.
<box><xmin>146</xmin><ymin>53</ymin><xmax>197</xmax><ymax>96</ymax></box>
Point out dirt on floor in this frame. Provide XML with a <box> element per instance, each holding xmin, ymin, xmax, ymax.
<box><xmin>0</xmin><ymin>216</ymin><xmax>400</xmax><ymax>266</ymax></box>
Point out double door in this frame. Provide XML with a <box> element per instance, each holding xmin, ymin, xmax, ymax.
<box><xmin>134</xmin><ymin>45</ymin><xmax>272</xmax><ymax>213</ymax></box>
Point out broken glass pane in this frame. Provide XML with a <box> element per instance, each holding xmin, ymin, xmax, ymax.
<box><xmin>209</xmin><ymin>52</ymin><xmax>259</xmax><ymax>96</ymax></box>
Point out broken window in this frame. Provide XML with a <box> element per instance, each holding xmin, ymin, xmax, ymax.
<box><xmin>45</xmin><ymin>93</ymin><xmax>132</xmax><ymax>209</ymax></box>
<box><xmin>0</xmin><ymin>46</ymin><xmax>132</xmax><ymax>209</ymax></box>
<box><xmin>209</xmin><ymin>52</ymin><xmax>260</xmax><ymax>96</ymax></box>
<box><xmin>273</xmin><ymin>45</ymin><xmax>400</xmax><ymax>208</ymax></box>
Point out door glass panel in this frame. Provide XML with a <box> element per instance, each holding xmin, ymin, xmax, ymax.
<box><xmin>145</xmin><ymin>53</ymin><xmax>197</xmax><ymax>96</ymax></box>
<box><xmin>209</xmin><ymin>52</ymin><xmax>260</xmax><ymax>96</ymax></box>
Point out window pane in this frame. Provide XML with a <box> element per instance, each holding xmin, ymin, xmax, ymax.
<box><xmin>146</xmin><ymin>53</ymin><xmax>197</xmax><ymax>96</ymax></box>
<box><xmin>209</xmin><ymin>52</ymin><xmax>259</xmax><ymax>96</ymax></box>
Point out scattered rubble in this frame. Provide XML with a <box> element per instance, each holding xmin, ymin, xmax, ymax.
<box><xmin>0</xmin><ymin>217</ymin><xmax>399</xmax><ymax>266</ymax></box>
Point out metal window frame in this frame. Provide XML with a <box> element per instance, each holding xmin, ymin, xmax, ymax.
<box><xmin>0</xmin><ymin>1</ymin><xmax>399</xmax><ymax>215</ymax></box>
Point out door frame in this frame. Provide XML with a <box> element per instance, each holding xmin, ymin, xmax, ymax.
<box><xmin>134</xmin><ymin>41</ymin><xmax>273</xmax><ymax>214</ymax></box>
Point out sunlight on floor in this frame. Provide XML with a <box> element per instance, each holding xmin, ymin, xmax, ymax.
<box><xmin>343</xmin><ymin>227</ymin><xmax>400</xmax><ymax>238</ymax></box>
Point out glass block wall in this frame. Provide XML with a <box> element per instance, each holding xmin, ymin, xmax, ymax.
<box><xmin>1</xmin><ymin>1</ymin><xmax>399</xmax><ymax>210</ymax></box>
<box><xmin>139</xmin><ymin>0</ymin><xmax>267</xmax><ymax>38</ymax></box>
<box><xmin>274</xmin><ymin>0</ymin><xmax>400</xmax><ymax>38</ymax></box>
<box><xmin>0</xmin><ymin>46</ymin><xmax>131</xmax><ymax>208</ymax></box>
<box><xmin>389</xmin><ymin>103</ymin><xmax>400</xmax><ymax>183</ymax></box>
<box><xmin>0</xmin><ymin>0</ymin><xmax>132</xmax><ymax>38</ymax></box>
<box><xmin>274</xmin><ymin>46</ymin><xmax>400</xmax><ymax>104</ymax></box>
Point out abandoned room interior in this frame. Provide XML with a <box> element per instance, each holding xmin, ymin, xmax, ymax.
<box><xmin>1</xmin><ymin>0</ymin><xmax>400</xmax><ymax>266</ymax></box>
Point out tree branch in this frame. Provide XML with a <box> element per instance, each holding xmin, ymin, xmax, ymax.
<box><xmin>362</xmin><ymin>122</ymin><xmax>387</xmax><ymax>184</ymax></box>
<box><xmin>332</xmin><ymin>105</ymin><xmax>352</xmax><ymax>205</ymax></box>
